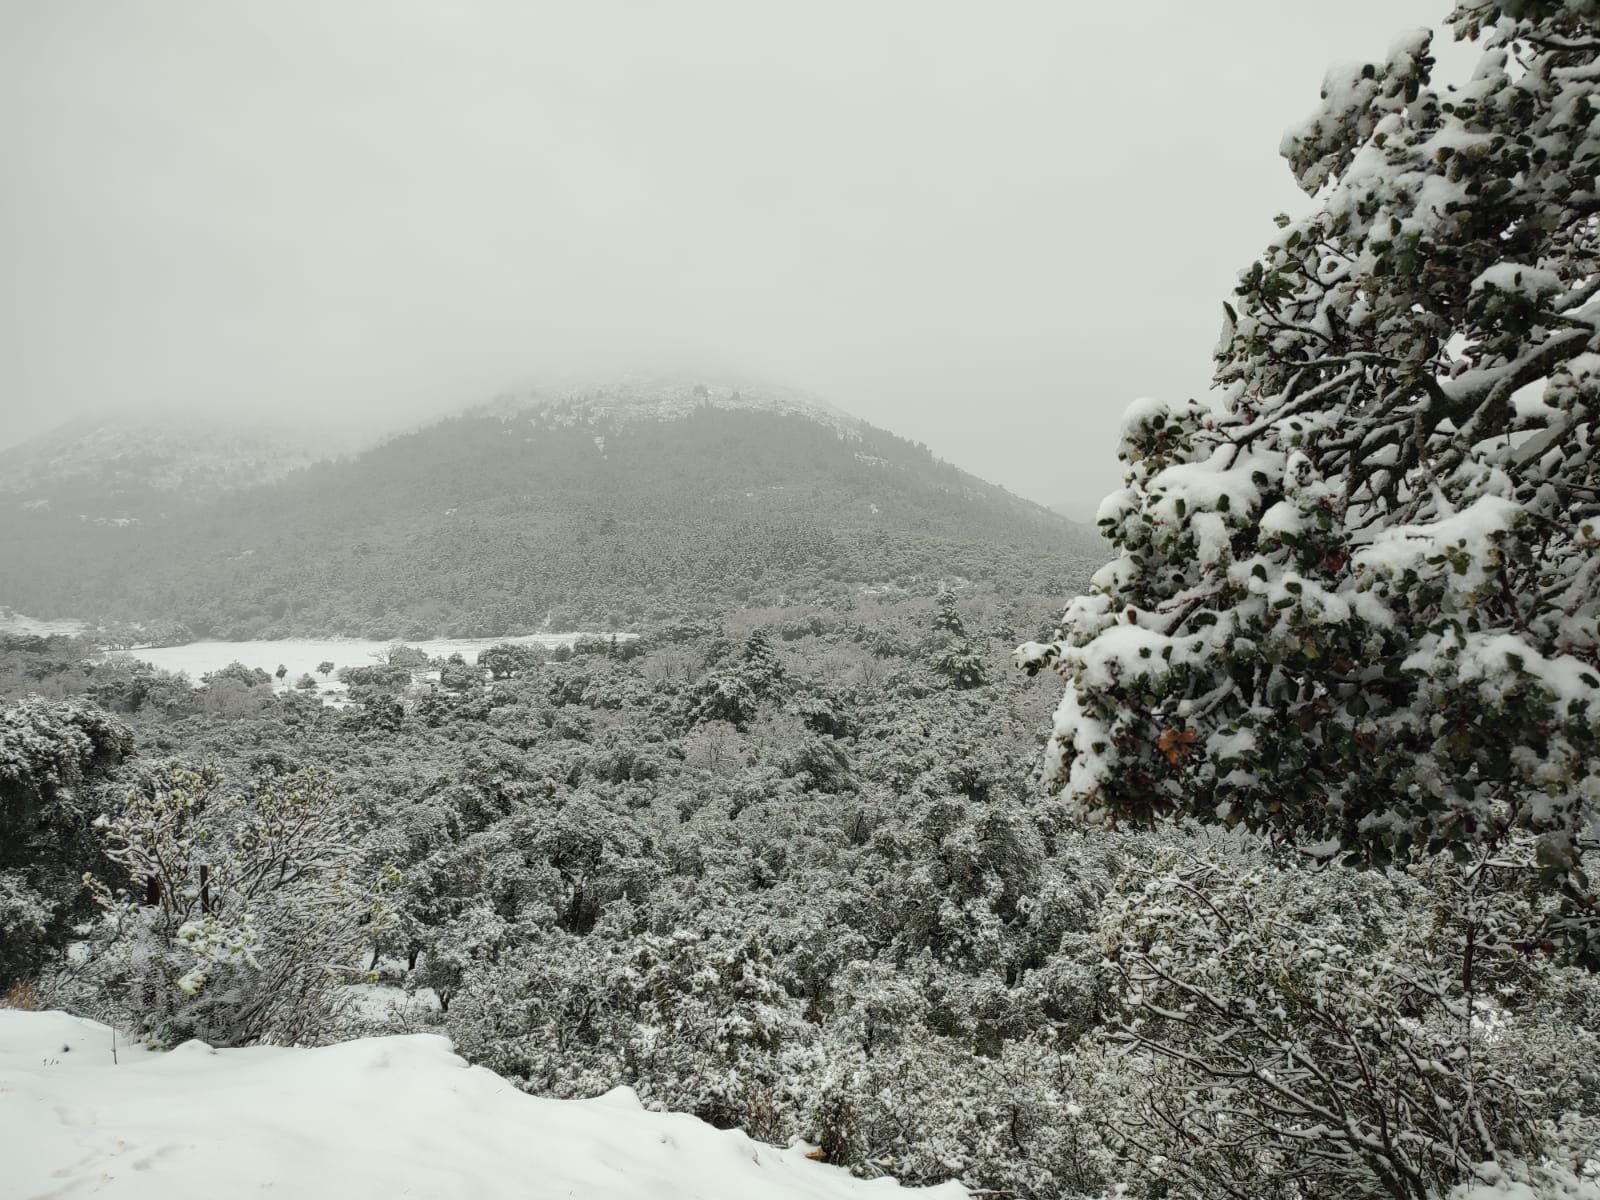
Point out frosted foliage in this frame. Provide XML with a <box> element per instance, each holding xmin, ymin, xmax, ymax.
<box><xmin>1021</xmin><ymin>5</ymin><xmax>1600</xmax><ymax>950</ymax></box>
<box><xmin>0</xmin><ymin>698</ymin><xmax>132</xmax><ymax>986</ymax></box>
<box><xmin>70</xmin><ymin>767</ymin><xmax>390</xmax><ymax>1047</ymax></box>
<box><xmin>1091</xmin><ymin>842</ymin><xmax>1600</xmax><ymax>1199</ymax></box>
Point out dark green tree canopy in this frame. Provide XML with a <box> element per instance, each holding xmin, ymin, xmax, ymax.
<box><xmin>0</xmin><ymin>698</ymin><xmax>133</xmax><ymax>986</ymax></box>
<box><xmin>1021</xmin><ymin>6</ymin><xmax>1600</xmax><ymax>925</ymax></box>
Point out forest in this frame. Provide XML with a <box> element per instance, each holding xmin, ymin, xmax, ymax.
<box><xmin>0</xmin><ymin>401</ymin><xmax>1096</xmax><ymax>640</ymax></box>
<box><xmin>4</xmin><ymin>573</ymin><xmax>1597</xmax><ymax>1198</ymax></box>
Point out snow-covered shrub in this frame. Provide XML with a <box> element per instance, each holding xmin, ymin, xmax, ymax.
<box><xmin>795</xmin><ymin>945</ymin><xmax>1119</xmax><ymax>1196</ymax></box>
<box><xmin>1090</xmin><ymin>839</ymin><xmax>1600</xmax><ymax>1199</ymax></box>
<box><xmin>448</xmin><ymin>917</ymin><xmax>818</xmax><ymax>1143</ymax></box>
<box><xmin>70</xmin><ymin>765</ymin><xmax>390</xmax><ymax>1047</ymax></box>
<box><xmin>0</xmin><ymin>698</ymin><xmax>132</xmax><ymax>987</ymax></box>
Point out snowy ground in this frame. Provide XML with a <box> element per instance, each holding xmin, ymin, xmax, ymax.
<box><xmin>110</xmin><ymin>633</ymin><xmax>634</xmax><ymax>695</ymax></box>
<box><xmin>339</xmin><ymin>980</ymin><xmax>444</xmax><ymax>1033</ymax></box>
<box><xmin>0</xmin><ymin>1009</ymin><xmax>967</xmax><ymax>1200</ymax></box>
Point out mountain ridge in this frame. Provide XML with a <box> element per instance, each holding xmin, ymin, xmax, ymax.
<box><xmin>0</xmin><ymin>381</ymin><xmax>1103</xmax><ymax>638</ymax></box>
<box><xmin>0</xmin><ymin>409</ymin><xmax>338</xmax><ymax>520</ymax></box>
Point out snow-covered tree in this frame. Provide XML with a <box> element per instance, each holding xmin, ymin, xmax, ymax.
<box><xmin>478</xmin><ymin>642</ymin><xmax>540</xmax><ymax>681</ymax></box>
<box><xmin>438</xmin><ymin>655</ymin><xmax>483</xmax><ymax>693</ymax></box>
<box><xmin>933</xmin><ymin>642</ymin><xmax>989</xmax><ymax>691</ymax></box>
<box><xmin>202</xmin><ymin>661</ymin><xmax>272</xmax><ymax>689</ymax></box>
<box><xmin>1020</xmin><ymin>8</ymin><xmax>1600</xmax><ymax>950</ymax></box>
<box><xmin>929</xmin><ymin>587</ymin><xmax>989</xmax><ymax>690</ymax></box>
<box><xmin>932</xmin><ymin>586</ymin><xmax>967</xmax><ymax>636</ymax></box>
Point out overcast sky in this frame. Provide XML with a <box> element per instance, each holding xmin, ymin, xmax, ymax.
<box><xmin>3</xmin><ymin>1</ymin><xmax>1463</xmax><ymax>517</ymax></box>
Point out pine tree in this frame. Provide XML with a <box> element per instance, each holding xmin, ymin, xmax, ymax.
<box><xmin>1020</xmin><ymin>7</ymin><xmax>1600</xmax><ymax>947</ymax></box>
<box><xmin>932</xmin><ymin>585</ymin><xmax>967</xmax><ymax>636</ymax></box>
<box><xmin>931</xmin><ymin>586</ymin><xmax>988</xmax><ymax>689</ymax></box>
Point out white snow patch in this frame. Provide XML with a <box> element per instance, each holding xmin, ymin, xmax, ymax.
<box><xmin>1470</xmin><ymin>262</ymin><xmax>1562</xmax><ymax>299</ymax></box>
<box><xmin>0</xmin><ymin>611</ymin><xmax>90</xmax><ymax>638</ymax></box>
<box><xmin>0</xmin><ymin>1009</ymin><xmax>964</xmax><ymax>1200</ymax></box>
<box><xmin>340</xmin><ymin>982</ymin><xmax>443</xmax><ymax>1030</ymax></box>
<box><xmin>1118</xmin><ymin>395</ymin><xmax>1173</xmax><ymax>440</ymax></box>
<box><xmin>113</xmin><ymin>633</ymin><xmax>636</xmax><ymax>693</ymax></box>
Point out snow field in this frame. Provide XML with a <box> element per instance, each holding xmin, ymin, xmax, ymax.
<box><xmin>111</xmin><ymin>633</ymin><xmax>634</xmax><ymax>695</ymax></box>
<box><xmin>0</xmin><ymin>1009</ymin><xmax>968</xmax><ymax>1200</ymax></box>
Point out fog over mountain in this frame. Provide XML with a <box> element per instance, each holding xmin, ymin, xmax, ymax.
<box><xmin>3</xmin><ymin>0</ymin><xmax>1454</xmax><ymax>519</ymax></box>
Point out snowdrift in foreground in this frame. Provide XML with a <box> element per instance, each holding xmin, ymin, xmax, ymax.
<box><xmin>0</xmin><ymin>1010</ymin><xmax>967</xmax><ymax>1200</ymax></box>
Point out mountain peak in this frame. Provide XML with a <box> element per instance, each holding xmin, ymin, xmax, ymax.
<box><xmin>473</xmin><ymin>374</ymin><xmax>863</xmax><ymax>440</ymax></box>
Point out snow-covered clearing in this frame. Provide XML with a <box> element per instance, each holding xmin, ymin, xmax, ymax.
<box><xmin>0</xmin><ymin>611</ymin><xmax>89</xmax><ymax>638</ymax></box>
<box><xmin>0</xmin><ymin>1009</ymin><xmax>966</xmax><ymax>1200</ymax></box>
<box><xmin>113</xmin><ymin>633</ymin><xmax>634</xmax><ymax>693</ymax></box>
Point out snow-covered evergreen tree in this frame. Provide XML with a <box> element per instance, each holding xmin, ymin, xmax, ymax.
<box><xmin>1020</xmin><ymin>5</ymin><xmax>1600</xmax><ymax>951</ymax></box>
<box><xmin>929</xmin><ymin>586</ymin><xmax>989</xmax><ymax>690</ymax></box>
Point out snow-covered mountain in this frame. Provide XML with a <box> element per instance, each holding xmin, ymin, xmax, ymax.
<box><xmin>0</xmin><ymin>411</ymin><xmax>335</xmax><ymax>523</ymax></box>
<box><xmin>0</xmin><ymin>380</ymin><xmax>1101</xmax><ymax>637</ymax></box>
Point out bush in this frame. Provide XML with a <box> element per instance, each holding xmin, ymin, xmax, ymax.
<box><xmin>0</xmin><ymin>698</ymin><xmax>133</xmax><ymax>988</ymax></box>
<box><xmin>70</xmin><ymin>765</ymin><xmax>391</xmax><ymax>1047</ymax></box>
